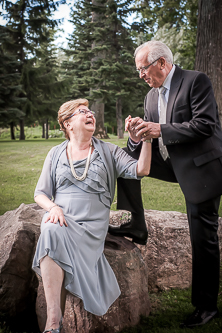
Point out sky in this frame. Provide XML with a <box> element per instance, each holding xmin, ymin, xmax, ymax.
<box><xmin>53</xmin><ymin>2</ymin><xmax>73</xmax><ymax>46</ymax></box>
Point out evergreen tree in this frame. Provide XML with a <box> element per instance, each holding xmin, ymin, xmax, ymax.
<box><xmin>66</xmin><ymin>0</ymin><xmax>147</xmax><ymax>138</ymax></box>
<box><xmin>1</xmin><ymin>0</ymin><xmax>65</xmax><ymax>139</ymax></box>
<box><xmin>23</xmin><ymin>30</ymin><xmax>70</xmax><ymax>138</ymax></box>
<box><xmin>63</xmin><ymin>0</ymin><xmax>93</xmax><ymax>99</ymax></box>
<box><xmin>0</xmin><ymin>25</ymin><xmax>25</xmax><ymax>139</ymax></box>
<box><xmin>89</xmin><ymin>0</ymin><xmax>148</xmax><ymax>138</ymax></box>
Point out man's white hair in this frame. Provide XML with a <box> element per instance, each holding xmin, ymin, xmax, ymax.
<box><xmin>134</xmin><ymin>40</ymin><xmax>173</xmax><ymax>65</ymax></box>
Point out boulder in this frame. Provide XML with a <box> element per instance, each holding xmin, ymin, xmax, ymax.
<box><xmin>110</xmin><ymin>209</ymin><xmax>222</xmax><ymax>292</ymax></box>
<box><xmin>0</xmin><ymin>203</ymin><xmax>44</xmax><ymax>318</ymax></box>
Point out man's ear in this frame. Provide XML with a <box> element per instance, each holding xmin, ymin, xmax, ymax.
<box><xmin>159</xmin><ymin>57</ymin><xmax>166</xmax><ymax>70</ymax></box>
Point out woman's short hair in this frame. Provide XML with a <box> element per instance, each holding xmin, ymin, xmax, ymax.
<box><xmin>134</xmin><ymin>40</ymin><xmax>173</xmax><ymax>65</ymax></box>
<box><xmin>58</xmin><ymin>98</ymin><xmax>89</xmax><ymax>139</ymax></box>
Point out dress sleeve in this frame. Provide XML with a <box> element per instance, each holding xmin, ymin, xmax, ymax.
<box><xmin>107</xmin><ymin>143</ymin><xmax>142</xmax><ymax>180</ymax></box>
<box><xmin>34</xmin><ymin>148</ymin><xmax>55</xmax><ymax>199</ymax></box>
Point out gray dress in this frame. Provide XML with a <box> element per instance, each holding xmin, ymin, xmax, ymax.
<box><xmin>32</xmin><ymin>138</ymin><xmax>140</xmax><ymax>316</ymax></box>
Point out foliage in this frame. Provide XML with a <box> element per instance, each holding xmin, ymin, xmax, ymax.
<box><xmin>135</xmin><ymin>0</ymin><xmax>198</xmax><ymax>69</ymax></box>
<box><xmin>26</xmin><ymin>32</ymin><xmax>70</xmax><ymax>125</ymax></box>
<box><xmin>0</xmin><ymin>25</ymin><xmax>25</xmax><ymax>135</ymax></box>
<box><xmin>0</xmin><ymin>0</ymin><xmax>67</xmax><ymax>138</ymax></box>
<box><xmin>62</xmin><ymin>0</ymin><xmax>93</xmax><ymax>99</ymax></box>
<box><xmin>63</xmin><ymin>0</ymin><xmax>148</xmax><ymax>137</ymax></box>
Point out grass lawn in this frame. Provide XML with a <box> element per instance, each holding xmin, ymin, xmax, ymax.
<box><xmin>0</xmin><ymin>136</ymin><xmax>221</xmax><ymax>216</ymax></box>
<box><xmin>120</xmin><ymin>279</ymin><xmax>222</xmax><ymax>333</ymax></box>
<box><xmin>0</xmin><ymin>136</ymin><xmax>222</xmax><ymax>333</ymax></box>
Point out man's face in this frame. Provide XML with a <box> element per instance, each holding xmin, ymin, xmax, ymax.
<box><xmin>135</xmin><ymin>48</ymin><xmax>165</xmax><ymax>88</ymax></box>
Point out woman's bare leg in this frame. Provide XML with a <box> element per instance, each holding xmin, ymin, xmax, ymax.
<box><xmin>40</xmin><ymin>256</ymin><xmax>64</xmax><ymax>331</ymax></box>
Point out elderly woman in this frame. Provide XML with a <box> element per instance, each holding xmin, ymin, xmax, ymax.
<box><xmin>32</xmin><ymin>98</ymin><xmax>151</xmax><ymax>333</ymax></box>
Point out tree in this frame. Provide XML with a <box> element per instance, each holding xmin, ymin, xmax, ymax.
<box><xmin>1</xmin><ymin>0</ymin><xmax>65</xmax><ymax>139</ymax></box>
<box><xmin>90</xmin><ymin>0</ymin><xmax>148</xmax><ymax>138</ymax></box>
<box><xmin>0</xmin><ymin>25</ymin><xmax>25</xmax><ymax>139</ymax></box>
<box><xmin>195</xmin><ymin>0</ymin><xmax>222</xmax><ymax>122</ymax></box>
<box><xmin>66</xmin><ymin>0</ymin><xmax>147</xmax><ymax>138</ymax></box>
<box><xmin>24</xmin><ymin>31</ymin><xmax>69</xmax><ymax>139</ymax></box>
<box><xmin>63</xmin><ymin>0</ymin><xmax>108</xmax><ymax>137</ymax></box>
<box><xmin>135</xmin><ymin>0</ymin><xmax>198</xmax><ymax>69</ymax></box>
<box><xmin>63</xmin><ymin>0</ymin><xmax>93</xmax><ymax>99</ymax></box>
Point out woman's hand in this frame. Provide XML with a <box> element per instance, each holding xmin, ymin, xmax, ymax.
<box><xmin>45</xmin><ymin>205</ymin><xmax>68</xmax><ymax>227</ymax></box>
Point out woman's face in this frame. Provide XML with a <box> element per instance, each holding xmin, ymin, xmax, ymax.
<box><xmin>66</xmin><ymin>104</ymin><xmax>96</xmax><ymax>136</ymax></box>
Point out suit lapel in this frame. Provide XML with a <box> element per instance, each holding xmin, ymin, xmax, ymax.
<box><xmin>166</xmin><ymin>65</ymin><xmax>184</xmax><ymax>123</ymax></box>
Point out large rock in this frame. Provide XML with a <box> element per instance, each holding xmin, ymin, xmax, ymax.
<box><xmin>36</xmin><ymin>235</ymin><xmax>150</xmax><ymax>333</ymax></box>
<box><xmin>110</xmin><ymin>209</ymin><xmax>222</xmax><ymax>292</ymax></box>
<box><xmin>0</xmin><ymin>203</ymin><xmax>44</xmax><ymax>318</ymax></box>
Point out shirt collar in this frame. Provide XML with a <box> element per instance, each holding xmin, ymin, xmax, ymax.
<box><xmin>161</xmin><ymin>64</ymin><xmax>175</xmax><ymax>91</ymax></box>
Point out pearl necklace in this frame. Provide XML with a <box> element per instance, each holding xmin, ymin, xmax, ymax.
<box><xmin>67</xmin><ymin>142</ymin><xmax>92</xmax><ymax>181</ymax></box>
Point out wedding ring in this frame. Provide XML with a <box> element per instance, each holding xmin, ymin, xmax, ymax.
<box><xmin>143</xmin><ymin>132</ymin><xmax>147</xmax><ymax>137</ymax></box>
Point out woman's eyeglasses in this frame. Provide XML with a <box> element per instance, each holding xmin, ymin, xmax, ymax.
<box><xmin>66</xmin><ymin>109</ymin><xmax>95</xmax><ymax>120</ymax></box>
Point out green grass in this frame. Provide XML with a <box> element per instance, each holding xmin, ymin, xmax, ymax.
<box><xmin>120</xmin><ymin>277</ymin><xmax>222</xmax><ymax>332</ymax></box>
<box><xmin>0</xmin><ymin>139</ymin><xmax>65</xmax><ymax>215</ymax></box>
<box><xmin>1</xmin><ymin>135</ymin><xmax>222</xmax><ymax>333</ymax></box>
<box><xmin>0</xmin><ymin>135</ymin><xmax>221</xmax><ymax>216</ymax></box>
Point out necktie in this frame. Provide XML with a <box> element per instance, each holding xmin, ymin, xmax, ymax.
<box><xmin>158</xmin><ymin>86</ymin><xmax>169</xmax><ymax>160</ymax></box>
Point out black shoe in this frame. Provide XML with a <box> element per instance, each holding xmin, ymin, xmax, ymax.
<box><xmin>179</xmin><ymin>308</ymin><xmax>219</xmax><ymax>328</ymax></box>
<box><xmin>108</xmin><ymin>221</ymin><xmax>148</xmax><ymax>245</ymax></box>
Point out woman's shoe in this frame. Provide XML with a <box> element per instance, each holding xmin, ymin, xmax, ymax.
<box><xmin>43</xmin><ymin>316</ymin><xmax>63</xmax><ymax>333</ymax></box>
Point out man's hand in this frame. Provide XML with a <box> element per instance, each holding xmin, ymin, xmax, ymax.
<box><xmin>135</xmin><ymin>121</ymin><xmax>161</xmax><ymax>140</ymax></box>
<box><xmin>125</xmin><ymin>115</ymin><xmax>144</xmax><ymax>142</ymax></box>
<box><xmin>45</xmin><ymin>206</ymin><xmax>68</xmax><ymax>227</ymax></box>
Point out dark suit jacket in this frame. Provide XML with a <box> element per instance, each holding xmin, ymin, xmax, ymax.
<box><xmin>144</xmin><ymin>65</ymin><xmax>222</xmax><ymax>204</ymax></box>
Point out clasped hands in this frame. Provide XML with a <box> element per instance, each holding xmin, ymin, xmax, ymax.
<box><xmin>125</xmin><ymin>115</ymin><xmax>161</xmax><ymax>142</ymax></box>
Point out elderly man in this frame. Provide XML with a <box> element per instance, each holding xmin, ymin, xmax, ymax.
<box><xmin>109</xmin><ymin>40</ymin><xmax>222</xmax><ymax>328</ymax></box>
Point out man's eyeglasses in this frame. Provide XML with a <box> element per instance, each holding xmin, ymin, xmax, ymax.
<box><xmin>136</xmin><ymin>57</ymin><xmax>161</xmax><ymax>75</ymax></box>
<box><xmin>66</xmin><ymin>109</ymin><xmax>95</xmax><ymax>120</ymax></box>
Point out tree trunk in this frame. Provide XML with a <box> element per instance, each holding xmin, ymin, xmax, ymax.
<box><xmin>45</xmin><ymin>119</ymin><xmax>49</xmax><ymax>140</ymax></box>
<box><xmin>116</xmin><ymin>97</ymin><xmax>124</xmax><ymax>139</ymax></box>
<box><xmin>19</xmin><ymin>119</ymin><xmax>25</xmax><ymax>140</ymax></box>
<box><xmin>195</xmin><ymin>0</ymin><xmax>222</xmax><ymax>122</ymax></box>
<box><xmin>91</xmin><ymin>101</ymin><xmax>108</xmax><ymax>138</ymax></box>
<box><xmin>10</xmin><ymin>122</ymin><xmax>15</xmax><ymax>140</ymax></box>
<box><xmin>42</xmin><ymin>121</ymin><xmax>45</xmax><ymax>138</ymax></box>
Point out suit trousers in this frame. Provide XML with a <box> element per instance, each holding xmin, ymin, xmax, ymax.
<box><xmin>117</xmin><ymin>144</ymin><xmax>220</xmax><ymax>309</ymax></box>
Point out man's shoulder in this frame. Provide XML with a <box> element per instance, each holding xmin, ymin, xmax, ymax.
<box><xmin>174</xmin><ymin>65</ymin><xmax>209</xmax><ymax>81</ymax></box>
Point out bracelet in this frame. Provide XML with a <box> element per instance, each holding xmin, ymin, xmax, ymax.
<box><xmin>144</xmin><ymin>138</ymin><xmax>153</xmax><ymax>143</ymax></box>
<box><xmin>48</xmin><ymin>203</ymin><xmax>58</xmax><ymax>211</ymax></box>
